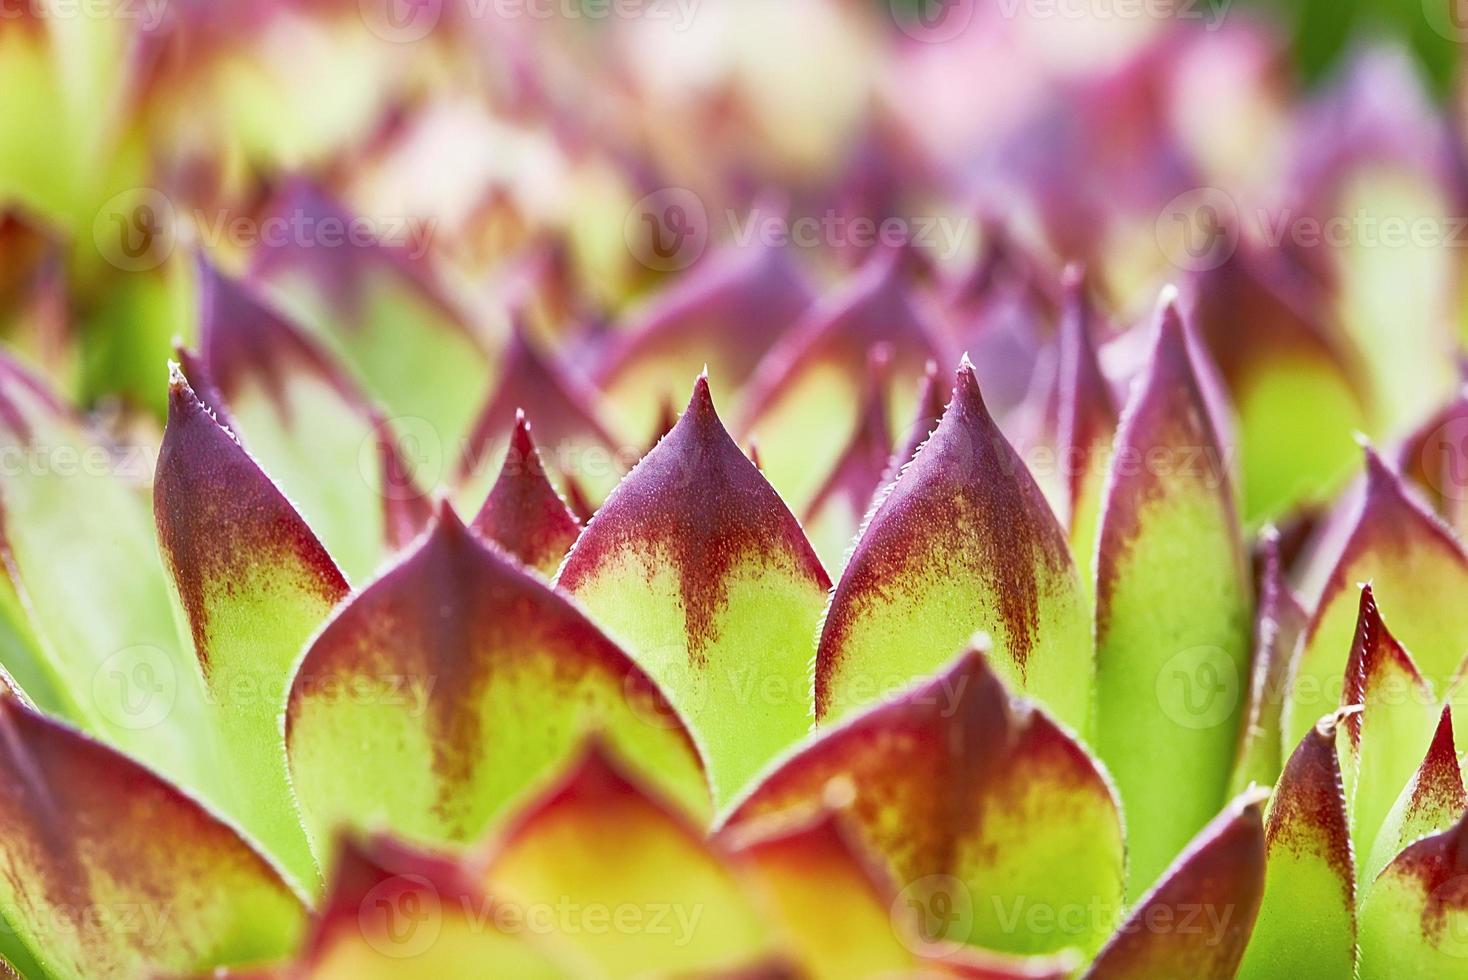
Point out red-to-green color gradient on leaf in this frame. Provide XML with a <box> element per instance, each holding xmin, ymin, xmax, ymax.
<box><xmin>816</xmin><ymin>359</ymin><xmax>1093</xmax><ymax>735</ymax></box>
<box><xmin>287</xmin><ymin>502</ymin><xmax>709</xmax><ymax>855</ymax></box>
<box><xmin>557</xmin><ymin>374</ymin><xmax>830</xmax><ymax>806</ymax></box>
<box><xmin>725</xmin><ymin>646</ymin><xmax>1124</xmax><ymax>959</ymax></box>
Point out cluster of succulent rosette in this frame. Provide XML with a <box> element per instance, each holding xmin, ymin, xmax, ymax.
<box><xmin>5</xmin><ymin>2</ymin><xmax>1468</xmax><ymax>979</ymax></box>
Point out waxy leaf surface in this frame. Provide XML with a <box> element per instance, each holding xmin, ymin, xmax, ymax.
<box><xmin>1236</xmin><ymin>712</ymin><xmax>1355</xmax><ymax>980</ymax></box>
<box><xmin>0</xmin><ymin>695</ymin><xmax>306</xmax><ymax>979</ymax></box>
<box><xmin>1337</xmin><ymin>585</ymin><xmax>1440</xmax><ymax>871</ymax></box>
<box><xmin>1359</xmin><ymin>811</ymin><xmax>1468</xmax><ymax>976</ymax></box>
<box><xmin>155</xmin><ymin>367</ymin><xmax>349</xmax><ymax>888</ymax></box>
<box><xmin>557</xmin><ymin>376</ymin><xmax>830</xmax><ymax>806</ymax></box>
<box><xmin>725</xmin><ymin>648</ymin><xmax>1125</xmax><ymax>959</ymax></box>
<box><xmin>1093</xmin><ymin>303</ymin><xmax>1253</xmax><ymax>898</ymax></box>
<box><xmin>816</xmin><ymin>361</ymin><xmax>1093</xmax><ymax>735</ymax></box>
<box><xmin>287</xmin><ymin>503</ymin><xmax>709</xmax><ymax>856</ymax></box>
<box><xmin>1365</xmin><ymin>705</ymin><xmax>1467</xmax><ymax>888</ymax></box>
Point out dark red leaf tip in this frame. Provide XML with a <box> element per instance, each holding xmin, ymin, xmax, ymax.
<box><xmin>1268</xmin><ymin>711</ymin><xmax>1355</xmax><ymax>894</ymax></box>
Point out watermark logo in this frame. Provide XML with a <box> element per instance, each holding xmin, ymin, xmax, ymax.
<box><xmin>360</xmin><ymin>874</ymin><xmax>443</xmax><ymax>958</ymax></box>
<box><xmin>359</xmin><ymin>0</ymin><xmax>443</xmax><ymax>42</ymax></box>
<box><xmin>892</xmin><ymin>874</ymin><xmax>973</xmax><ymax>955</ymax></box>
<box><xmin>360</xmin><ymin>416</ymin><xmax>447</xmax><ymax>500</ymax></box>
<box><xmin>1420</xmin><ymin>416</ymin><xmax>1468</xmax><ymax>503</ymax></box>
<box><xmin>1423</xmin><ymin>0</ymin><xmax>1468</xmax><ymax>43</ymax></box>
<box><xmin>93</xmin><ymin>188</ymin><xmax>176</xmax><ymax>273</ymax></box>
<box><xmin>1155</xmin><ymin>188</ymin><xmax>1240</xmax><ymax>272</ymax></box>
<box><xmin>93</xmin><ymin>645</ymin><xmax>177</xmax><ymax>731</ymax></box>
<box><xmin>890</xmin><ymin>0</ymin><xmax>975</xmax><ymax>43</ymax></box>
<box><xmin>1156</xmin><ymin>645</ymin><xmax>1239</xmax><ymax>731</ymax></box>
<box><xmin>625</xmin><ymin>188</ymin><xmax>709</xmax><ymax>273</ymax></box>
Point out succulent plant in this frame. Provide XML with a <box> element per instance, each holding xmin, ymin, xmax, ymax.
<box><xmin>5</xmin><ymin>3</ymin><xmax>1468</xmax><ymax>980</ymax></box>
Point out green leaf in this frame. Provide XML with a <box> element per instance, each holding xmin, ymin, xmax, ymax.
<box><xmin>724</xmin><ymin>646</ymin><xmax>1125</xmax><ymax>959</ymax></box>
<box><xmin>1336</xmin><ymin>585</ymin><xmax>1440</xmax><ymax>872</ymax></box>
<box><xmin>1093</xmin><ymin>301</ymin><xmax>1253</xmax><ymax>897</ymax></box>
<box><xmin>287</xmin><ymin>502</ymin><xmax>709</xmax><ymax>856</ymax></box>
<box><xmin>1237</xmin><ymin>711</ymin><xmax>1355</xmax><ymax>980</ymax></box>
<box><xmin>0</xmin><ymin>693</ymin><xmax>306</xmax><ymax>979</ymax></box>
<box><xmin>155</xmin><ymin>365</ymin><xmax>351</xmax><ymax>889</ymax></box>
<box><xmin>1084</xmin><ymin>789</ymin><xmax>1267</xmax><ymax>980</ymax></box>
<box><xmin>557</xmin><ymin>375</ymin><xmax>830</xmax><ymax>806</ymax></box>
<box><xmin>1365</xmin><ymin>706</ymin><xmax>1466</xmax><ymax>890</ymax></box>
<box><xmin>1286</xmin><ymin>448</ymin><xmax>1468</xmax><ymax>749</ymax></box>
<box><xmin>816</xmin><ymin>359</ymin><xmax>1093</xmax><ymax>736</ymax></box>
<box><xmin>1358</xmin><ymin>811</ymin><xmax>1468</xmax><ymax>976</ymax></box>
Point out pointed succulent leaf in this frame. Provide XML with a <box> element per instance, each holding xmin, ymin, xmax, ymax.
<box><xmin>1359</xmin><ymin>811</ymin><xmax>1468</xmax><ymax>976</ymax></box>
<box><xmin>557</xmin><ymin>376</ymin><xmax>830</xmax><ymax>806</ymax></box>
<box><xmin>0</xmin><ymin>694</ymin><xmax>306</xmax><ymax>979</ymax></box>
<box><xmin>1287</xmin><ymin>448</ymin><xmax>1468</xmax><ymax>748</ymax></box>
<box><xmin>739</xmin><ymin>253</ymin><xmax>949</xmax><ymax>511</ymax></box>
<box><xmin>1229</xmin><ymin>529</ymin><xmax>1310</xmax><ymax>795</ymax></box>
<box><xmin>250</xmin><ymin>180</ymin><xmax>491</xmax><ymax>456</ymax></box>
<box><xmin>1236</xmin><ymin>711</ymin><xmax>1355</xmax><ymax>980</ymax></box>
<box><xmin>469</xmin><ymin>411</ymin><xmax>581</xmax><ymax>577</ymax></box>
<box><xmin>1365</xmin><ymin>706</ymin><xmax>1467</xmax><ymax>888</ymax></box>
<box><xmin>460</xmin><ymin>320</ymin><xmax>622</xmax><ymax>504</ymax></box>
<box><xmin>287</xmin><ymin>502</ymin><xmax>708</xmax><ymax>856</ymax></box>
<box><xmin>1093</xmin><ymin>301</ymin><xmax>1253</xmax><ymax>898</ymax></box>
<box><xmin>1055</xmin><ymin>264</ymin><xmax>1116</xmax><ymax>598</ymax></box>
<box><xmin>1336</xmin><ymin>585</ymin><xmax>1440</xmax><ymax>869</ymax></box>
<box><xmin>725</xmin><ymin>647</ymin><xmax>1125</xmax><ymax>959</ymax></box>
<box><xmin>816</xmin><ymin>360</ymin><xmax>1093</xmax><ymax>734</ymax></box>
<box><xmin>298</xmin><ymin>836</ymin><xmax>570</xmax><ymax>978</ymax></box>
<box><xmin>155</xmin><ymin>366</ymin><xmax>350</xmax><ymax>887</ymax></box>
<box><xmin>1084</xmin><ymin>790</ymin><xmax>1267</xmax><ymax>980</ymax></box>
<box><xmin>0</xmin><ymin>355</ymin><xmax>224</xmax><ymax>811</ymax></box>
<box><xmin>482</xmin><ymin>741</ymin><xmax>773</xmax><ymax>977</ymax></box>
<box><xmin>196</xmin><ymin>255</ymin><xmax>401</xmax><ymax>582</ymax></box>
<box><xmin>802</xmin><ymin>347</ymin><xmax>893</xmax><ymax>572</ymax></box>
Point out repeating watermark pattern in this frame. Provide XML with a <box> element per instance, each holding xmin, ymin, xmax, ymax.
<box><xmin>993</xmin><ymin>0</ymin><xmax>1231</xmax><ymax>29</ymax></box>
<box><xmin>0</xmin><ymin>900</ymin><xmax>174</xmax><ymax>950</ymax></box>
<box><xmin>93</xmin><ymin>190</ymin><xmax>437</xmax><ymax>273</ymax></box>
<box><xmin>359</xmin><ymin>0</ymin><xmax>700</xmax><ymax>43</ymax></box>
<box><xmin>625</xmin><ymin>191</ymin><xmax>974</xmax><ymax>272</ymax></box>
<box><xmin>358</xmin><ymin>875</ymin><xmax>705</xmax><ymax>958</ymax></box>
<box><xmin>1427</xmin><ymin>874</ymin><xmax>1468</xmax><ymax>958</ymax></box>
<box><xmin>0</xmin><ymin>0</ymin><xmax>172</xmax><ymax>30</ymax></box>
<box><xmin>892</xmin><ymin>874</ymin><xmax>974</xmax><ymax>955</ymax></box>
<box><xmin>1157</xmin><ymin>186</ymin><xmax>1468</xmax><ymax>272</ymax></box>
<box><xmin>889</xmin><ymin>0</ymin><xmax>976</xmax><ymax>43</ymax></box>
<box><xmin>93</xmin><ymin>645</ymin><xmax>178</xmax><ymax>731</ymax></box>
<box><xmin>1420</xmin><ymin>415</ymin><xmax>1468</xmax><ymax>503</ymax></box>
<box><xmin>991</xmin><ymin>895</ymin><xmax>1237</xmax><ymax>944</ymax></box>
<box><xmin>1422</xmin><ymin>0</ymin><xmax>1468</xmax><ymax>44</ymax></box>
<box><xmin>1156</xmin><ymin>645</ymin><xmax>1240</xmax><ymax>731</ymax></box>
